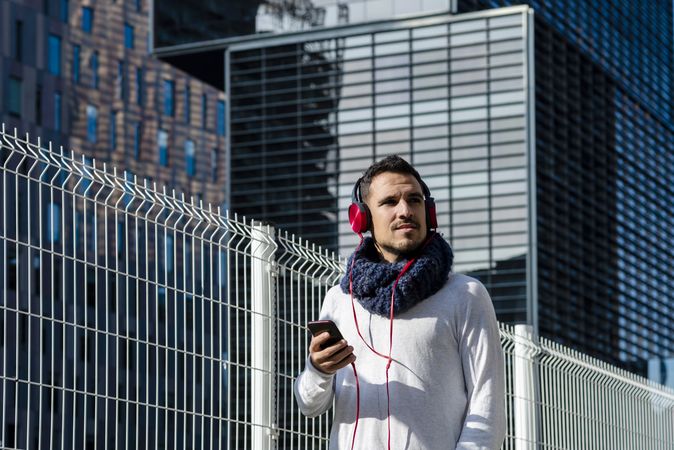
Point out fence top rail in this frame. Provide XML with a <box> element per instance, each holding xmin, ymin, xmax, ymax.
<box><xmin>0</xmin><ymin>125</ymin><xmax>287</xmax><ymax>253</ymax></box>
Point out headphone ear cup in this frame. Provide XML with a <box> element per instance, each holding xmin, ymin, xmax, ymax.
<box><xmin>349</xmin><ymin>202</ymin><xmax>370</xmax><ymax>233</ymax></box>
<box><xmin>426</xmin><ymin>198</ymin><xmax>438</xmax><ymax>230</ymax></box>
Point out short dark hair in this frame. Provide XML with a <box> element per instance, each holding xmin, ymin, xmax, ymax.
<box><xmin>359</xmin><ymin>155</ymin><xmax>424</xmax><ymax>200</ymax></box>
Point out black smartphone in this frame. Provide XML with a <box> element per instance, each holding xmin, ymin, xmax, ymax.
<box><xmin>307</xmin><ymin>320</ymin><xmax>344</xmax><ymax>349</ymax></box>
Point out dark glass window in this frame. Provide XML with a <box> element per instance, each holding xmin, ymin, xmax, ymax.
<box><xmin>60</xmin><ymin>0</ymin><xmax>68</xmax><ymax>22</ymax></box>
<box><xmin>163</xmin><ymin>80</ymin><xmax>175</xmax><ymax>116</ymax></box>
<box><xmin>124</xmin><ymin>23</ymin><xmax>134</xmax><ymax>49</ymax></box>
<box><xmin>47</xmin><ymin>203</ymin><xmax>61</xmax><ymax>243</ymax></box>
<box><xmin>216</xmin><ymin>100</ymin><xmax>225</xmax><ymax>136</ymax></box>
<box><xmin>86</xmin><ymin>105</ymin><xmax>97</xmax><ymax>143</ymax></box>
<box><xmin>185</xmin><ymin>140</ymin><xmax>195</xmax><ymax>176</ymax></box>
<box><xmin>54</xmin><ymin>92</ymin><xmax>62</xmax><ymax>131</ymax></box>
<box><xmin>48</xmin><ymin>34</ymin><xmax>61</xmax><ymax>75</ymax></box>
<box><xmin>117</xmin><ymin>61</ymin><xmax>125</xmax><ymax>100</ymax></box>
<box><xmin>90</xmin><ymin>51</ymin><xmax>99</xmax><ymax>89</ymax></box>
<box><xmin>36</xmin><ymin>84</ymin><xmax>43</xmax><ymax>126</ymax></box>
<box><xmin>158</xmin><ymin>130</ymin><xmax>168</xmax><ymax>166</ymax></box>
<box><xmin>201</xmin><ymin>94</ymin><xmax>207</xmax><ymax>129</ymax></box>
<box><xmin>136</xmin><ymin>67</ymin><xmax>143</xmax><ymax>105</ymax></box>
<box><xmin>136</xmin><ymin>0</ymin><xmax>142</xmax><ymax>12</ymax></box>
<box><xmin>211</xmin><ymin>148</ymin><xmax>218</xmax><ymax>182</ymax></box>
<box><xmin>134</xmin><ymin>123</ymin><xmax>142</xmax><ymax>160</ymax></box>
<box><xmin>8</xmin><ymin>77</ymin><xmax>22</xmax><ymax>117</ymax></box>
<box><xmin>14</xmin><ymin>20</ymin><xmax>23</xmax><ymax>62</ymax></box>
<box><xmin>82</xmin><ymin>7</ymin><xmax>93</xmax><ymax>33</ymax></box>
<box><xmin>184</xmin><ymin>83</ymin><xmax>191</xmax><ymax>124</ymax></box>
<box><xmin>110</xmin><ymin>111</ymin><xmax>117</xmax><ymax>150</ymax></box>
<box><xmin>72</xmin><ymin>44</ymin><xmax>81</xmax><ymax>83</ymax></box>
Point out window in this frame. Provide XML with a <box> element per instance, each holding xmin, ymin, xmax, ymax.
<box><xmin>47</xmin><ymin>203</ymin><xmax>61</xmax><ymax>243</ymax></box>
<box><xmin>8</xmin><ymin>77</ymin><xmax>22</xmax><ymax>117</ymax></box>
<box><xmin>124</xmin><ymin>23</ymin><xmax>134</xmax><ymax>49</ymax></box>
<box><xmin>54</xmin><ymin>92</ymin><xmax>62</xmax><ymax>131</ymax></box>
<box><xmin>201</xmin><ymin>94</ymin><xmax>208</xmax><ymax>129</ymax></box>
<box><xmin>184</xmin><ymin>83</ymin><xmax>191</xmax><ymax>124</ymax></box>
<box><xmin>36</xmin><ymin>84</ymin><xmax>43</xmax><ymax>126</ymax></box>
<box><xmin>136</xmin><ymin>67</ymin><xmax>143</xmax><ymax>105</ymax></box>
<box><xmin>216</xmin><ymin>100</ymin><xmax>225</xmax><ymax>136</ymax></box>
<box><xmin>135</xmin><ymin>0</ymin><xmax>142</xmax><ymax>12</ymax></box>
<box><xmin>158</xmin><ymin>130</ymin><xmax>168</xmax><ymax>166</ymax></box>
<box><xmin>90</xmin><ymin>51</ymin><xmax>99</xmax><ymax>88</ymax></box>
<box><xmin>82</xmin><ymin>7</ymin><xmax>93</xmax><ymax>32</ymax></box>
<box><xmin>72</xmin><ymin>44</ymin><xmax>80</xmax><ymax>83</ymax></box>
<box><xmin>134</xmin><ymin>123</ymin><xmax>141</xmax><ymax>159</ymax></box>
<box><xmin>211</xmin><ymin>148</ymin><xmax>218</xmax><ymax>182</ymax></box>
<box><xmin>163</xmin><ymin>80</ymin><xmax>175</xmax><ymax>116</ymax></box>
<box><xmin>60</xmin><ymin>0</ymin><xmax>69</xmax><ymax>22</ymax></box>
<box><xmin>110</xmin><ymin>111</ymin><xmax>117</xmax><ymax>150</ymax></box>
<box><xmin>117</xmin><ymin>60</ymin><xmax>125</xmax><ymax>100</ymax></box>
<box><xmin>185</xmin><ymin>140</ymin><xmax>195</xmax><ymax>176</ymax></box>
<box><xmin>14</xmin><ymin>20</ymin><xmax>23</xmax><ymax>62</ymax></box>
<box><xmin>48</xmin><ymin>34</ymin><xmax>61</xmax><ymax>75</ymax></box>
<box><xmin>86</xmin><ymin>105</ymin><xmax>97</xmax><ymax>142</ymax></box>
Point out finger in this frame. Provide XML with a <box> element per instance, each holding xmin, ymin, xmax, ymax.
<box><xmin>320</xmin><ymin>351</ymin><xmax>356</xmax><ymax>373</ymax></box>
<box><xmin>309</xmin><ymin>332</ymin><xmax>333</xmax><ymax>353</ymax></box>
<box><xmin>318</xmin><ymin>340</ymin><xmax>348</xmax><ymax>359</ymax></box>
<box><xmin>331</xmin><ymin>353</ymin><xmax>357</xmax><ymax>371</ymax></box>
<box><xmin>314</xmin><ymin>345</ymin><xmax>353</xmax><ymax>367</ymax></box>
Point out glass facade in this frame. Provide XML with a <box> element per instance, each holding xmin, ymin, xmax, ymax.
<box><xmin>458</xmin><ymin>0</ymin><xmax>674</xmax><ymax>377</ymax></box>
<box><xmin>228</xmin><ymin>9</ymin><xmax>534</xmax><ymax>321</ymax></box>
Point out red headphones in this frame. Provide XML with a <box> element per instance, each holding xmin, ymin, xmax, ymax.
<box><xmin>348</xmin><ymin>175</ymin><xmax>438</xmax><ymax>233</ymax></box>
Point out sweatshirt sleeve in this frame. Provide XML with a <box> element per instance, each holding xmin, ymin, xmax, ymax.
<box><xmin>455</xmin><ymin>279</ymin><xmax>506</xmax><ymax>450</ymax></box>
<box><xmin>293</xmin><ymin>355</ymin><xmax>336</xmax><ymax>417</ymax></box>
<box><xmin>293</xmin><ymin>287</ymin><xmax>338</xmax><ymax>418</ymax></box>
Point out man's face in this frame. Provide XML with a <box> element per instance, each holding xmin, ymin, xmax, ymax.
<box><xmin>365</xmin><ymin>171</ymin><xmax>428</xmax><ymax>263</ymax></box>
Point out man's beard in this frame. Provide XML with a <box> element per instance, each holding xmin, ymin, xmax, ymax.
<box><xmin>374</xmin><ymin>236</ymin><xmax>424</xmax><ymax>259</ymax></box>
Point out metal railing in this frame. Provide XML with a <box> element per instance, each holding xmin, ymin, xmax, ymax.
<box><xmin>1</xmin><ymin>125</ymin><xmax>673</xmax><ymax>449</ymax></box>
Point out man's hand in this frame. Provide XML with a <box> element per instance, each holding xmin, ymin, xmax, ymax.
<box><xmin>309</xmin><ymin>332</ymin><xmax>356</xmax><ymax>374</ymax></box>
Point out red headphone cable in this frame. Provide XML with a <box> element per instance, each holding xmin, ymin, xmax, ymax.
<box><xmin>347</xmin><ymin>233</ymin><xmax>424</xmax><ymax>450</ymax></box>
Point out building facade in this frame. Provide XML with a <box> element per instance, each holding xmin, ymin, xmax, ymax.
<box><xmin>1</xmin><ymin>0</ymin><xmax>228</xmax><ymax>448</ymax></box>
<box><xmin>458</xmin><ymin>0</ymin><xmax>674</xmax><ymax>378</ymax></box>
<box><xmin>223</xmin><ymin>1</ymin><xmax>673</xmax><ymax>385</ymax></box>
<box><xmin>1</xmin><ymin>0</ymin><xmax>227</xmax><ymax>205</ymax></box>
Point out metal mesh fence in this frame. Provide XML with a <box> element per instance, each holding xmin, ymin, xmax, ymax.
<box><xmin>1</xmin><ymin>125</ymin><xmax>673</xmax><ymax>449</ymax></box>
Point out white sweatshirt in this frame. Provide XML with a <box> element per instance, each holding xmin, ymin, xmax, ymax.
<box><xmin>294</xmin><ymin>273</ymin><xmax>506</xmax><ymax>450</ymax></box>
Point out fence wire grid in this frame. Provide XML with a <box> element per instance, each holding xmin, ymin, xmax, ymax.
<box><xmin>0</xmin><ymin>126</ymin><xmax>673</xmax><ymax>450</ymax></box>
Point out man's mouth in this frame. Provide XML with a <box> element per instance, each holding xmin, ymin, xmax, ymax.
<box><xmin>395</xmin><ymin>223</ymin><xmax>418</xmax><ymax>230</ymax></box>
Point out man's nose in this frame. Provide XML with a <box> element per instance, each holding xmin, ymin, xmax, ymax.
<box><xmin>396</xmin><ymin>200</ymin><xmax>414</xmax><ymax>218</ymax></box>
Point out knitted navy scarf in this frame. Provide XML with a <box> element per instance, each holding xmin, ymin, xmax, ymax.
<box><xmin>340</xmin><ymin>233</ymin><xmax>453</xmax><ymax>317</ymax></box>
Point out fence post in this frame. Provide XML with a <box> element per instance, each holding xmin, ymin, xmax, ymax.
<box><xmin>251</xmin><ymin>222</ymin><xmax>277</xmax><ymax>450</ymax></box>
<box><xmin>514</xmin><ymin>324</ymin><xmax>539</xmax><ymax>450</ymax></box>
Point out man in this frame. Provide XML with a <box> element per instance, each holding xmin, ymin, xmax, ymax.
<box><xmin>294</xmin><ymin>155</ymin><xmax>506</xmax><ymax>449</ymax></box>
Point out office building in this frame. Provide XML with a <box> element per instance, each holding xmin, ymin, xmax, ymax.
<box><xmin>1</xmin><ymin>0</ymin><xmax>228</xmax><ymax>448</ymax></box>
<box><xmin>155</xmin><ymin>0</ymin><xmax>674</xmax><ymax>383</ymax></box>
